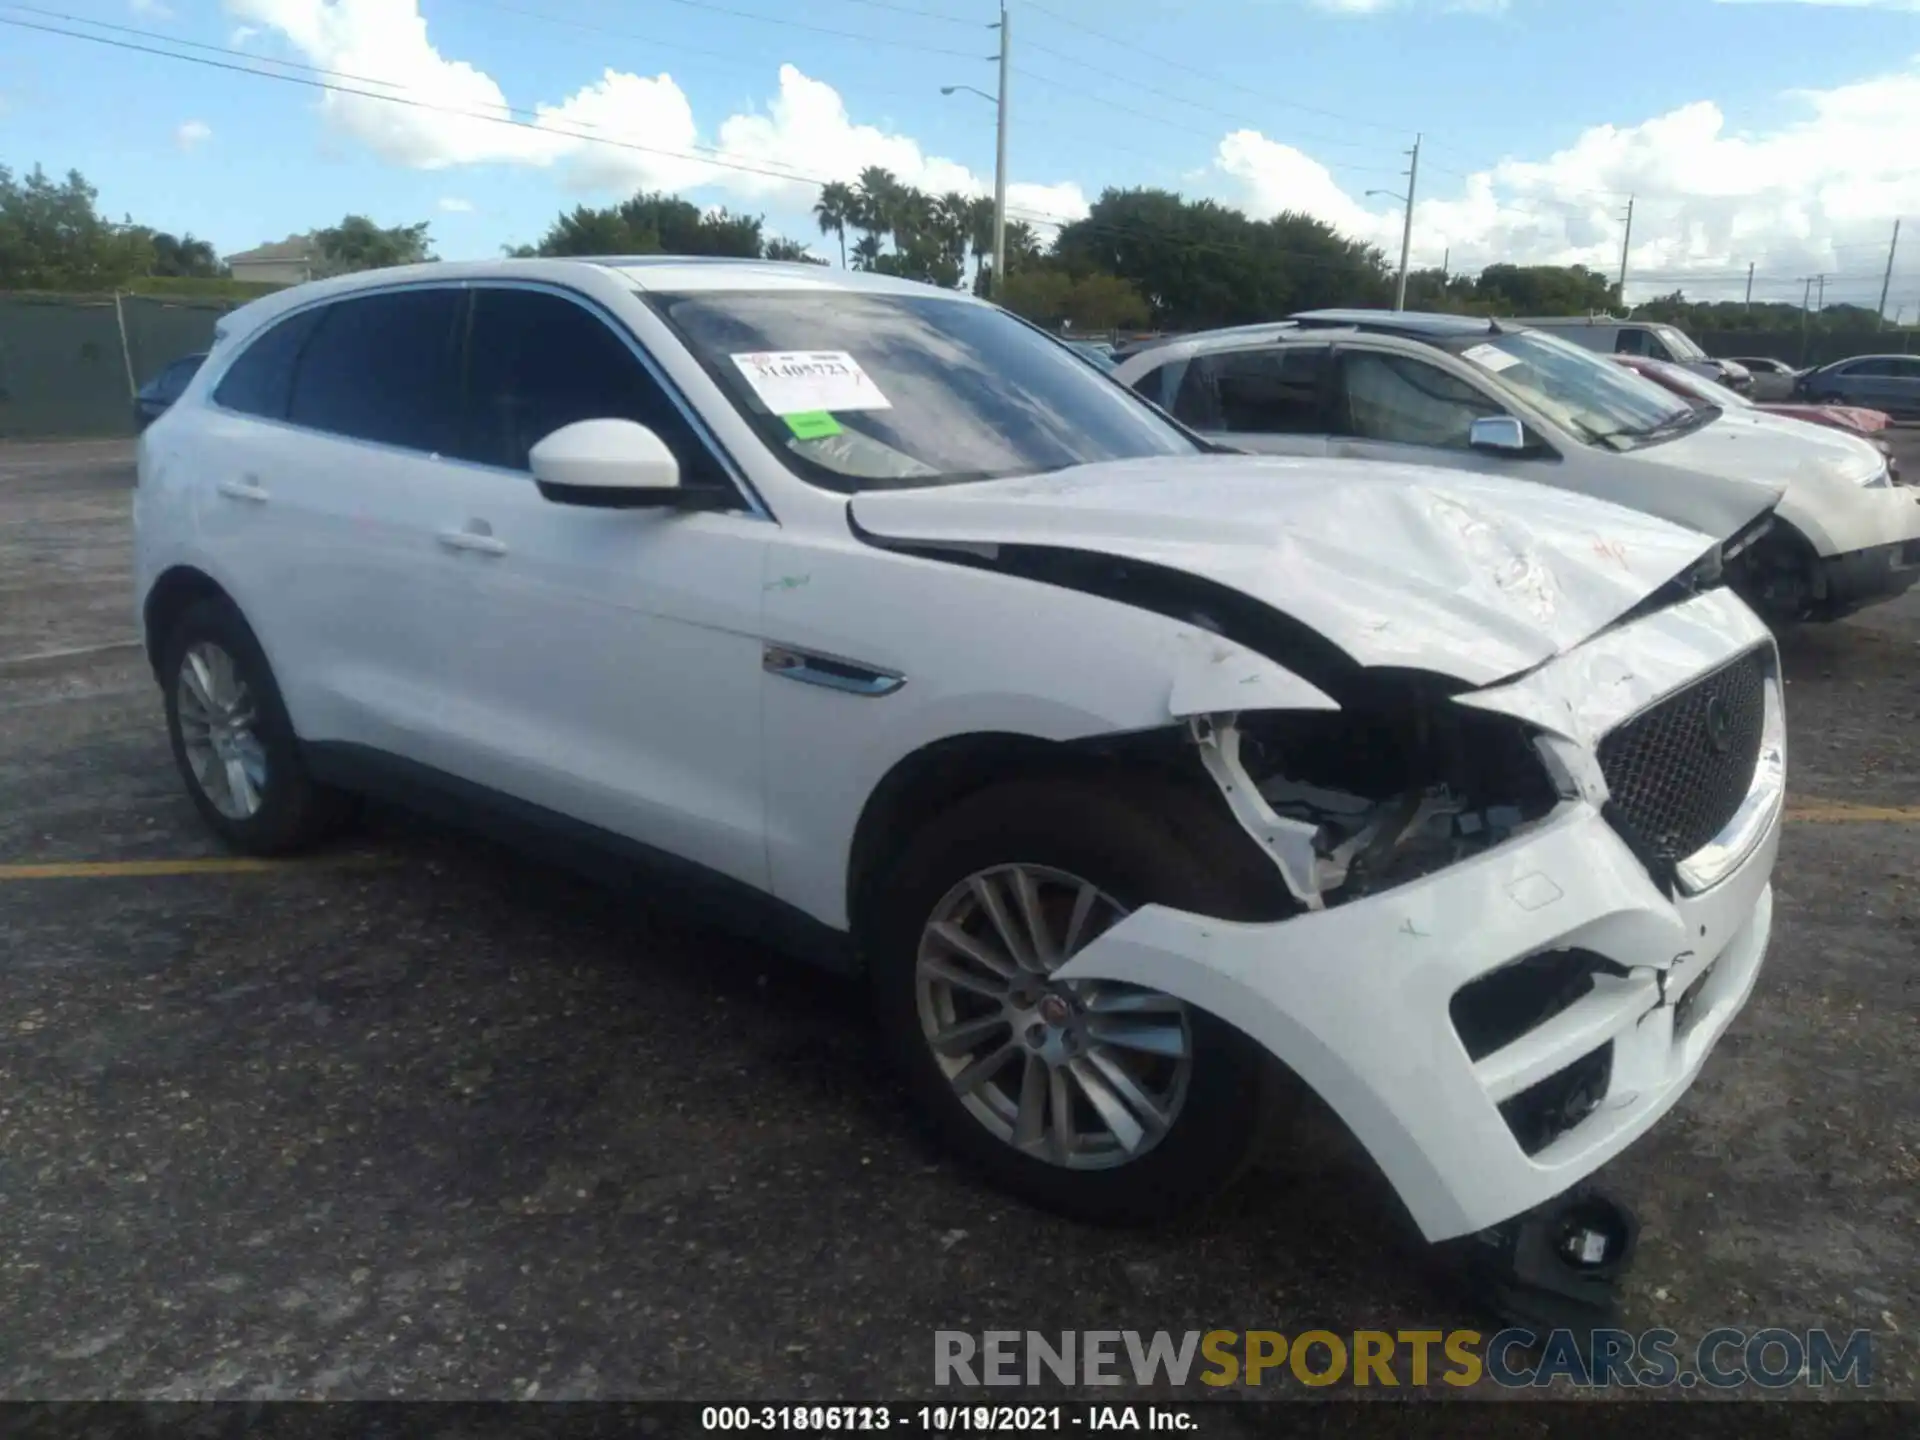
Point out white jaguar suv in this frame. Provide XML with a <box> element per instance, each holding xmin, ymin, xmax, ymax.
<box><xmin>134</xmin><ymin>258</ymin><xmax>1785</xmax><ymax>1244</ymax></box>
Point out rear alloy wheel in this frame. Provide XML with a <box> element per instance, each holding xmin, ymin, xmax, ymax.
<box><xmin>161</xmin><ymin>597</ymin><xmax>355</xmax><ymax>854</ymax></box>
<box><xmin>174</xmin><ymin>640</ymin><xmax>270</xmax><ymax>820</ymax></box>
<box><xmin>871</xmin><ymin>776</ymin><xmax>1292</xmax><ymax>1225</ymax></box>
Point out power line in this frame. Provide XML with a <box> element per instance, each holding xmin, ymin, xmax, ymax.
<box><xmin>1016</xmin><ymin>35</ymin><xmax>1404</xmax><ymax>157</ymax></box>
<box><xmin>0</xmin><ymin>10</ymin><xmax>1406</xmax><ymax>278</ymax></box>
<box><xmin>1022</xmin><ymin>0</ymin><xmax>1409</xmax><ymax>134</ymax></box>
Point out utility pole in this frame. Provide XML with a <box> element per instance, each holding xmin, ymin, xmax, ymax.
<box><xmin>1876</xmin><ymin>219</ymin><xmax>1901</xmax><ymax>330</ymax></box>
<box><xmin>1616</xmin><ymin>196</ymin><xmax>1635</xmax><ymax>304</ymax></box>
<box><xmin>1744</xmin><ymin>261</ymin><xmax>1755</xmax><ymax>313</ymax></box>
<box><xmin>1798</xmin><ymin>275</ymin><xmax>1818</xmax><ymax>367</ymax></box>
<box><xmin>1367</xmin><ymin>136</ymin><xmax>1420</xmax><ymax>311</ymax></box>
<box><xmin>1395</xmin><ymin>134</ymin><xmax>1420</xmax><ymax>312</ymax></box>
<box><xmin>1441</xmin><ymin>247</ymin><xmax>1450</xmax><ymax>283</ymax></box>
<box><xmin>1816</xmin><ymin>273</ymin><xmax>1827</xmax><ymax>311</ymax></box>
<box><xmin>991</xmin><ymin>3</ymin><xmax>1010</xmax><ymax>299</ymax></box>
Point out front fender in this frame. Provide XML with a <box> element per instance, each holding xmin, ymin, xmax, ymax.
<box><xmin>759</xmin><ymin>536</ymin><xmax>1335</xmax><ymax>930</ymax></box>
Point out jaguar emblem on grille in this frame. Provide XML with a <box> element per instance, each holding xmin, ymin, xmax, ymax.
<box><xmin>1704</xmin><ymin>695</ymin><xmax>1734</xmax><ymax>755</ymax></box>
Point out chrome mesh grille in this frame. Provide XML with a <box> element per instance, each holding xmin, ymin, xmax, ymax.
<box><xmin>1597</xmin><ymin>647</ymin><xmax>1768</xmax><ymax>872</ymax></box>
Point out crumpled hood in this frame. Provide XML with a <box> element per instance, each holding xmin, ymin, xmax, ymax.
<box><xmin>1651</xmin><ymin>409</ymin><xmax>1886</xmax><ymax>488</ymax></box>
<box><xmin>851</xmin><ymin>455</ymin><xmax>1726</xmax><ymax>688</ymax></box>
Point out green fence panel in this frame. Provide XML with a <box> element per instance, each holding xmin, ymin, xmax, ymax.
<box><xmin>0</xmin><ymin>292</ymin><xmax>234</xmax><ymax>439</ymax></box>
<box><xmin>0</xmin><ymin>295</ymin><xmax>135</xmax><ymax>439</ymax></box>
<box><xmin>120</xmin><ymin>294</ymin><xmax>228</xmax><ymax>390</ymax></box>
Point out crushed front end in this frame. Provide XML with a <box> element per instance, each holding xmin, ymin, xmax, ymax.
<box><xmin>1056</xmin><ymin>586</ymin><xmax>1784</xmax><ymax>1242</ymax></box>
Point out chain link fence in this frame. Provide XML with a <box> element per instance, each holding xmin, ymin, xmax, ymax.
<box><xmin>0</xmin><ymin>292</ymin><xmax>236</xmax><ymax>439</ymax></box>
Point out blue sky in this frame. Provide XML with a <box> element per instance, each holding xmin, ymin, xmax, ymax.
<box><xmin>2</xmin><ymin>0</ymin><xmax>1917</xmax><ymax>309</ymax></box>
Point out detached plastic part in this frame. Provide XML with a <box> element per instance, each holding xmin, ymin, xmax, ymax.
<box><xmin>1460</xmin><ymin>1183</ymin><xmax>1641</xmax><ymax>1333</ymax></box>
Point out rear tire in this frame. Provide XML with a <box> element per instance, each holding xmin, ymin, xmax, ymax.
<box><xmin>867</xmin><ymin>774</ymin><xmax>1294</xmax><ymax>1225</ymax></box>
<box><xmin>160</xmin><ymin>597</ymin><xmax>356</xmax><ymax>854</ymax></box>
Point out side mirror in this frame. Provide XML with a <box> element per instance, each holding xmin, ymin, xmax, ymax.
<box><xmin>1468</xmin><ymin>415</ymin><xmax>1528</xmax><ymax>454</ymax></box>
<box><xmin>530</xmin><ymin>419</ymin><xmax>726</xmax><ymax>510</ymax></box>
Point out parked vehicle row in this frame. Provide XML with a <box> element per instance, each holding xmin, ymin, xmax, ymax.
<box><xmin>1113</xmin><ymin>310</ymin><xmax>1920</xmax><ymax>623</ymax></box>
<box><xmin>1613</xmin><ymin>352</ymin><xmax>1895</xmax><ymax>451</ymax></box>
<box><xmin>138</xmin><ymin>260</ymin><xmax>1791</xmax><ymax>1261</ymax></box>
<box><xmin>1509</xmin><ymin>314</ymin><xmax>1755</xmax><ymax>393</ymax></box>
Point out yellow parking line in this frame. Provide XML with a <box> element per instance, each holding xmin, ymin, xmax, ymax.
<box><xmin>0</xmin><ymin>855</ymin><xmax>394</xmax><ymax>881</ymax></box>
<box><xmin>1787</xmin><ymin>800</ymin><xmax>1920</xmax><ymax>824</ymax></box>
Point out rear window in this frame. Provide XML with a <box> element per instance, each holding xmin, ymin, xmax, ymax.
<box><xmin>286</xmin><ymin>290</ymin><xmax>466</xmax><ymax>453</ymax></box>
<box><xmin>212</xmin><ymin>309</ymin><xmax>323</xmax><ymax>420</ymax></box>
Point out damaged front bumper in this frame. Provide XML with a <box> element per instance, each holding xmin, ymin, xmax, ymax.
<box><xmin>1057</xmin><ymin>588</ymin><xmax>1784</xmax><ymax>1243</ymax></box>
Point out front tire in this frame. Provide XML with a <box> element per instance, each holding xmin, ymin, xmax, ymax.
<box><xmin>160</xmin><ymin>597</ymin><xmax>354</xmax><ymax>854</ymax></box>
<box><xmin>867</xmin><ymin>775</ymin><xmax>1293</xmax><ymax>1225</ymax></box>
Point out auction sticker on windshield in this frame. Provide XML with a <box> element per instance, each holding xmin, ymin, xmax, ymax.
<box><xmin>732</xmin><ymin>351</ymin><xmax>892</xmax><ymax>415</ymax></box>
<box><xmin>1462</xmin><ymin>343</ymin><xmax>1521</xmax><ymax>373</ymax></box>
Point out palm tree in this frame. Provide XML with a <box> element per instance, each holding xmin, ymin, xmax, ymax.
<box><xmin>855</xmin><ymin>166</ymin><xmax>903</xmax><ymax>249</ymax></box>
<box><xmin>813</xmin><ymin>181</ymin><xmax>855</xmax><ymax>268</ymax></box>
<box><xmin>935</xmin><ymin>192</ymin><xmax>973</xmax><ymax>270</ymax></box>
<box><xmin>851</xmin><ymin>233</ymin><xmax>884</xmax><ymax>271</ymax></box>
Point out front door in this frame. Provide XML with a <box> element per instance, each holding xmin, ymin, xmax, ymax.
<box><xmin>427</xmin><ymin>284</ymin><xmax>773</xmax><ymax>890</ymax></box>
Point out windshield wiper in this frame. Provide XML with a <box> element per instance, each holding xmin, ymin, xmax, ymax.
<box><xmin>1629</xmin><ymin>405</ymin><xmax>1720</xmax><ymax>444</ymax></box>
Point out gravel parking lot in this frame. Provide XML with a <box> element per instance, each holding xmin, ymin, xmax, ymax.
<box><xmin>2</xmin><ymin>437</ymin><xmax>1916</xmax><ymax>1403</ymax></box>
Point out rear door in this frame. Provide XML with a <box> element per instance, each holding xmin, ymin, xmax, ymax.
<box><xmin>200</xmin><ymin>286</ymin><xmax>472</xmax><ymax>756</ymax></box>
<box><xmin>1162</xmin><ymin>343</ymin><xmax>1332</xmax><ymax>457</ymax></box>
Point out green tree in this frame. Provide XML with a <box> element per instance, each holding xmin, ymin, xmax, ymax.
<box><xmin>1471</xmin><ymin>262</ymin><xmax>1614</xmax><ymax>316</ymax></box>
<box><xmin>1000</xmin><ymin>265</ymin><xmax>1149</xmax><ymax>332</ymax></box>
<box><xmin>0</xmin><ymin>163</ymin><xmax>152</xmax><ymax>290</ymax></box>
<box><xmin>312</xmin><ymin>214</ymin><xmax>436</xmax><ymax>276</ymax></box>
<box><xmin>763</xmin><ymin>237</ymin><xmax>826</xmax><ymax>264</ymax></box>
<box><xmin>1052</xmin><ymin>188</ymin><xmax>1390</xmax><ymax>329</ymax></box>
<box><xmin>148</xmin><ymin>231</ymin><xmax>222</xmax><ymax>279</ymax></box>
<box><xmin>514</xmin><ymin>191</ymin><xmax>765</xmax><ymax>258</ymax></box>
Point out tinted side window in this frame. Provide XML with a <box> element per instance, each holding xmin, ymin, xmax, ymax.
<box><xmin>1335</xmin><ymin>351</ymin><xmax>1492</xmax><ymax>449</ymax></box>
<box><xmin>1615</xmin><ymin>328</ymin><xmax>1667</xmax><ymax>359</ymax></box>
<box><xmin>288</xmin><ymin>289</ymin><xmax>466</xmax><ymax>452</ymax></box>
<box><xmin>1845</xmin><ymin>358</ymin><xmax>1895</xmax><ymax>376</ymax></box>
<box><xmin>1210</xmin><ymin>347</ymin><xmax>1327</xmax><ymax>434</ymax></box>
<box><xmin>1127</xmin><ymin>363</ymin><xmax>1169</xmax><ymax>408</ymax></box>
<box><xmin>457</xmin><ymin>287</ymin><xmax>722</xmax><ymax>482</ymax></box>
<box><xmin>212</xmin><ymin>308</ymin><xmax>323</xmax><ymax>420</ymax></box>
<box><xmin>1171</xmin><ymin>357</ymin><xmax>1219</xmax><ymax>429</ymax></box>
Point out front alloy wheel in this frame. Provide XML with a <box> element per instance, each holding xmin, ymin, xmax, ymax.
<box><xmin>915</xmin><ymin>863</ymin><xmax>1192</xmax><ymax>1169</ymax></box>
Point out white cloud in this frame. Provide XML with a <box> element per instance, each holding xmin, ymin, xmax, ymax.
<box><xmin>228</xmin><ymin>1</ymin><xmax>1087</xmax><ymax>222</ymax></box>
<box><xmin>437</xmin><ymin>195</ymin><xmax>474</xmax><ymax>212</ymax></box>
<box><xmin>230</xmin><ymin>25</ymin><xmax>260</xmax><ymax>44</ymax></box>
<box><xmin>175</xmin><ymin>119</ymin><xmax>212</xmax><ymax>150</ymax></box>
<box><xmin>1213</xmin><ymin>53</ymin><xmax>1920</xmax><ymax>305</ymax></box>
<box><xmin>130</xmin><ymin>0</ymin><xmax>176</xmax><ymax>17</ymax></box>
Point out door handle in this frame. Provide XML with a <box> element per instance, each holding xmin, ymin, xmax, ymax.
<box><xmin>216</xmin><ymin>478</ymin><xmax>269</xmax><ymax>503</ymax></box>
<box><xmin>436</xmin><ymin>529</ymin><xmax>508</xmax><ymax>556</ymax></box>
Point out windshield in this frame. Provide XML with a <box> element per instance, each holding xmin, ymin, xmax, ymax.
<box><xmin>1452</xmin><ymin>329</ymin><xmax>1702</xmax><ymax>447</ymax></box>
<box><xmin>1656</xmin><ymin>326</ymin><xmax>1707</xmax><ymax>361</ymax></box>
<box><xmin>647</xmin><ymin>289</ymin><xmax>1198</xmax><ymax>492</ymax></box>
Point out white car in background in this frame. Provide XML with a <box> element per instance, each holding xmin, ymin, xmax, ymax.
<box><xmin>135</xmin><ymin>259</ymin><xmax>1782</xmax><ymax>1248</ymax></box>
<box><xmin>1116</xmin><ymin>310</ymin><xmax>1920</xmax><ymax>622</ymax></box>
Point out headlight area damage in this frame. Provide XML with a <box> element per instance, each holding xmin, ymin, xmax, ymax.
<box><xmin>1185</xmin><ymin>700</ymin><xmax>1562</xmax><ymax>913</ymax></box>
<box><xmin>851</xmin><ymin>470</ymin><xmax>1785</xmax><ymax>1274</ymax></box>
